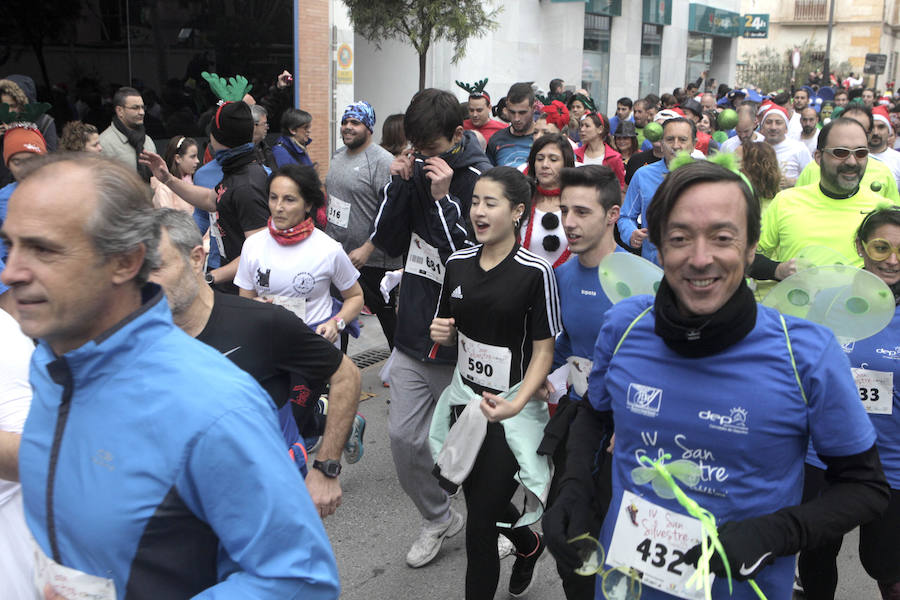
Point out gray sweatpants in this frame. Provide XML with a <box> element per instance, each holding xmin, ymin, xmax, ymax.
<box><xmin>388</xmin><ymin>349</ymin><xmax>454</xmax><ymax>522</ymax></box>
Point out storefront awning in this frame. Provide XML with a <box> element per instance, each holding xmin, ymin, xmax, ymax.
<box><xmin>688</xmin><ymin>3</ymin><xmax>741</xmax><ymax>37</ymax></box>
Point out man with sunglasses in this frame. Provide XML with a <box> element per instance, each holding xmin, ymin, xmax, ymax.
<box><xmin>759</xmin><ymin>118</ymin><xmax>894</xmax><ymax>266</ymax></box>
<box><xmin>795</xmin><ymin>105</ymin><xmax>900</xmax><ymax>203</ymax></box>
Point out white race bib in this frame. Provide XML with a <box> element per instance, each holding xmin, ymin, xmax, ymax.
<box><xmin>457</xmin><ymin>331</ymin><xmax>512</xmax><ymax>392</ymax></box>
<box><xmin>327</xmin><ymin>196</ymin><xmax>351</xmax><ymax>229</ymax></box>
<box><xmin>852</xmin><ymin>367</ymin><xmax>893</xmax><ymax>415</ymax></box>
<box><xmin>209</xmin><ymin>211</ymin><xmax>225</xmax><ymax>257</ymax></box>
<box><xmin>566</xmin><ymin>356</ymin><xmax>593</xmax><ymax>397</ymax></box>
<box><xmin>33</xmin><ymin>540</ymin><xmax>117</xmax><ymax>600</ymax></box>
<box><xmin>405</xmin><ymin>233</ymin><xmax>444</xmax><ymax>284</ymax></box>
<box><xmin>269</xmin><ymin>295</ymin><xmax>307</xmax><ymax>321</ymax></box>
<box><xmin>607</xmin><ymin>491</ymin><xmax>711</xmax><ymax>600</ymax></box>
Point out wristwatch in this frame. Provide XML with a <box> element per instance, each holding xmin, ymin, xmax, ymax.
<box><xmin>204</xmin><ymin>272</ymin><xmax>215</xmax><ymax>286</ymax></box>
<box><xmin>332</xmin><ymin>317</ymin><xmax>346</xmax><ymax>332</ymax></box>
<box><xmin>313</xmin><ymin>459</ymin><xmax>342</xmax><ymax>478</ymax></box>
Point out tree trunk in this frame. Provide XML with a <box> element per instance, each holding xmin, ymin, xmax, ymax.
<box><xmin>418</xmin><ymin>49</ymin><xmax>426</xmax><ymax>91</ymax></box>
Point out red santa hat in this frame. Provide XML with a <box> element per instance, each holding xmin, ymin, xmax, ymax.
<box><xmin>759</xmin><ymin>102</ymin><xmax>789</xmax><ymax>125</ymax></box>
<box><xmin>872</xmin><ymin>105</ymin><xmax>893</xmax><ymax>133</ymax></box>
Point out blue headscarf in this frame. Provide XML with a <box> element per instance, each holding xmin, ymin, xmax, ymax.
<box><xmin>342</xmin><ymin>101</ymin><xmax>376</xmax><ymax>132</ymax></box>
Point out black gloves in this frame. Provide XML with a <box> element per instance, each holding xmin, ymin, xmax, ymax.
<box><xmin>543</xmin><ymin>481</ymin><xmax>594</xmax><ymax>571</ymax></box>
<box><xmin>684</xmin><ymin>516</ymin><xmax>784</xmax><ymax>581</ymax></box>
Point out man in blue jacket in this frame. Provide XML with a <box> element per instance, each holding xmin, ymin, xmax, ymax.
<box><xmin>0</xmin><ymin>154</ymin><xmax>339</xmax><ymax>599</ymax></box>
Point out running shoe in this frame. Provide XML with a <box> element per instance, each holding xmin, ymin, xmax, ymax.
<box><xmin>405</xmin><ymin>508</ymin><xmax>464</xmax><ymax>568</ymax></box>
<box><xmin>509</xmin><ymin>532</ymin><xmax>545</xmax><ymax>598</ymax></box>
<box><xmin>343</xmin><ymin>413</ymin><xmax>366</xmax><ymax>464</ymax></box>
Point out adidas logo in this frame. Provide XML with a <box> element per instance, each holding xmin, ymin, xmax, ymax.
<box><xmin>450</xmin><ymin>286</ymin><xmax>463</xmax><ymax>299</ymax></box>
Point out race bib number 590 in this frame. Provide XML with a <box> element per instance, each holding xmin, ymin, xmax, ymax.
<box><xmin>457</xmin><ymin>332</ymin><xmax>512</xmax><ymax>392</ymax></box>
<box><xmin>607</xmin><ymin>491</ymin><xmax>712</xmax><ymax>600</ymax></box>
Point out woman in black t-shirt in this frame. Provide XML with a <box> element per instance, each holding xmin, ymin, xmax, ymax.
<box><xmin>430</xmin><ymin>167</ymin><xmax>561</xmax><ymax>599</ymax></box>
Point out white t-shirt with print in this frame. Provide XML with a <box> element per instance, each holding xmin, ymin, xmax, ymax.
<box><xmin>234</xmin><ymin>228</ymin><xmax>359</xmax><ymax>325</ymax></box>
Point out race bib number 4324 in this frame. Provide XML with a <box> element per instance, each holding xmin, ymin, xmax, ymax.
<box><xmin>607</xmin><ymin>491</ymin><xmax>712</xmax><ymax>600</ymax></box>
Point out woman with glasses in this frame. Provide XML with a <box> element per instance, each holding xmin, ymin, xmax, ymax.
<box><xmin>520</xmin><ymin>135</ymin><xmax>576</xmax><ymax>268</ymax></box>
<box><xmin>797</xmin><ymin>207</ymin><xmax>900</xmax><ymax>600</ymax></box>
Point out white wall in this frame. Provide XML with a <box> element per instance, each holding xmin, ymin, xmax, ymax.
<box><xmin>351</xmin><ymin>0</ymin><xmax>741</xmax><ymax>129</ymax></box>
<box><xmin>353</xmin><ymin>0</ymin><xmax>583</xmax><ymax>134</ymax></box>
<box><xmin>607</xmin><ymin>0</ymin><xmax>645</xmax><ymax>106</ymax></box>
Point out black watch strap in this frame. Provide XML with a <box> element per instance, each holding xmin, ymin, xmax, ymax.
<box><xmin>313</xmin><ymin>459</ymin><xmax>342</xmax><ymax>478</ymax></box>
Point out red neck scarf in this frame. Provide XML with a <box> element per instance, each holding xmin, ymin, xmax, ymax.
<box><xmin>268</xmin><ymin>217</ymin><xmax>315</xmax><ymax>246</ymax></box>
<box><xmin>536</xmin><ymin>184</ymin><xmax>561</xmax><ymax>197</ymax></box>
<box><xmin>521</xmin><ymin>204</ymin><xmax>571</xmax><ymax>268</ymax></box>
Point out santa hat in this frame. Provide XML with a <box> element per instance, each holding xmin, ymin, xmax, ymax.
<box><xmin>655</xmin><ymin>109</ymin><xmax>683</xmax><ymax>123</ymax></box>
<box><xmin>873</xmin><ymin>105</ymin><xmax>893</xmax><ymax>133</ymax></box>
<box><xmin>759</xmin><ymin>102</ymin><xmax>789</xmax><ymax>125</ymax></box>
<box><xmin>3</xmin><ymin>123</ymin><xmax>47</xmax><ymax>165</ymax></box>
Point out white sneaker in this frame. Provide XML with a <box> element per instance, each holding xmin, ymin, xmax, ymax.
<box><xmin>406</xmin><ymin>508</ymin><xmax>465</xmax><ymax>568</ymax></box>
<box><xmin>498</xmin><ymin>534</ymin><xmax>515</xmax><ymax>560</ymax></box>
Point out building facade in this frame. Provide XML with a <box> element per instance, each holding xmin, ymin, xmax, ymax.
<box><xmin>737</xmin><ymin>0</ymin><xmax>900</xmax><ymax>89</ymax></box>
<box><xmin>350</xmin><ymin>0</ymin><xmax>742</xmax><ymax>123</ymax></box>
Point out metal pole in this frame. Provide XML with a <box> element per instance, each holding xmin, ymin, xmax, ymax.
<box><xmin>126</xmin><ymin>0</ymin><xmax>133</xmax><ymax>85</ymax></box>
<box><xmin>823</xmin><ymin>0</ymin><xmax>836</xmax><ymax>85</ymax></box>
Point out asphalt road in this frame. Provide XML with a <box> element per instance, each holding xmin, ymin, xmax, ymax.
<box><xmin>325</xmin><ymin>315</ymin><xmax>881</xmax><ymax>600</ymax></box>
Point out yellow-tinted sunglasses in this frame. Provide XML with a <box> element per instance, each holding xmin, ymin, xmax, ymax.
<box><xmin>863</xmin><ymin>238</ymin><xmax>900</xmax><ymax>262</ymax></box>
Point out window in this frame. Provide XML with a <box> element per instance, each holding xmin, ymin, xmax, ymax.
<box><xmin>639</xmin><ymin>24</ymin><xmax>662</xmax><ymax>98</ymax></box>
<box><xmin>582</xmin><ymin>14</ymin><xmax>611</xmax><ymax>114</ymax></box>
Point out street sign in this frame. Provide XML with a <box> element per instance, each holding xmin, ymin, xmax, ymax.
<box><xmin>864</xmin><ymin>53</ymin><xmax>887</xmax><ymax>75</ymax></box>
<box><xmin>742</xmin><ymin>13</ymin><xmax>769</xmax><ymax>38</ymax></box>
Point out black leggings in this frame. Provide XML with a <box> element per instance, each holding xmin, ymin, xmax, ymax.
<box><xmin>462</xmin><ymin>421</ymin><xmax>540</xmax><ymax>600</ymax></box>
<box><xmin>797</xmin><ymin>463</ymin><xmax>900</xmax><ymax>599</ymax></box>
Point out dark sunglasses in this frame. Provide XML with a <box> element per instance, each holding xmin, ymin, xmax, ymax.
<box><xmin>823</xmin><ymin>146</ymin><xmax>869</xmax><ymax>160</ymax></box>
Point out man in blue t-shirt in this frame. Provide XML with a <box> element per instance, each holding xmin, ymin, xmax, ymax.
<box><xmin>486</xmin><ymin>82</ymin><xmax>536</xmax><ymax>168</ymax></box>
<box><xmin>543</xmin><ymin>160</ymin><xmax>889</xmax><ymax>600</ymax></box>
<box><xmin>541</xmin><ymin>164</ymin><xmax>625</xmax><ymax>600</ymax></box>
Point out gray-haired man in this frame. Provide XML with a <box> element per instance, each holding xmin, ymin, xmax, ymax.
<box><xmin>0</xmin><ymin>154</ymin><xmax>339</xmax><ymax>598</ymax></box>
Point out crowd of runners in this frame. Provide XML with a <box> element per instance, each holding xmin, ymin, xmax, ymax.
<box><xmin>0</xmin><ymin>68</ymin><xmax>897</xmax><ymax>600</ymax></box>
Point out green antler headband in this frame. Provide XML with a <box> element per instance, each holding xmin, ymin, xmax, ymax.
<box><xmin>455</xmin><ymin>78</ymin><xmax>489</xmax><ymax>96</ymax></box>
<box><xmin>201</xmin><ymin>72</ymin><xmax>253</xmax><ymax>103</ymax></box>
<box><xmin>0</xmin><ymin>101</ymin><xmax>51</xmax><ymax>125</ymax></box>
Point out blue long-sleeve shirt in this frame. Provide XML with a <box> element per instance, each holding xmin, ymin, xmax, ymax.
<box><xmin>618</xmin><ymin>159</ymin><xmax>668</xmax><ymax>265</ymax></box>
